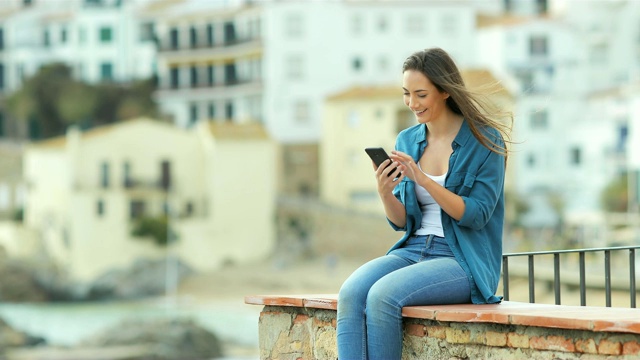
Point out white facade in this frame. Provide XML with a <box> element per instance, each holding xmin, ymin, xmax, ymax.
<box><xmin>0</xmin><ymin>0</ymin><xmax>156</xmax><ymax>93</ymax></box>
<box><xmin>23</xmin><ymin>118</ymin><xmax>276</xmax><ymax>281</ymax></box>
<box><xmin>477</xmin><ymin>1</ymin><xmax>640</xmax><ymax>226</ymax></box>
<box><xmin>151</xmin><ymin>0</ymin><xmax>478</xmax><ymax>143</ymax></box>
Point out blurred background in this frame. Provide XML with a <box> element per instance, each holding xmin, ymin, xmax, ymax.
<box><xmin>0</xmin><ymin>0</ymin><xmax>638</xmax><ymax>358</ymax></box>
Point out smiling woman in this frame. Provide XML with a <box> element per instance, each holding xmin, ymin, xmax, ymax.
<box><xmin>336</xmin><ymin>47</ymin><xmax>513</xmax><ymax>360</ymax></box>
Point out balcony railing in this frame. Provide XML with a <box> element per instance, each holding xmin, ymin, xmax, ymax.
<box><xmin>502</xmin><ymin>245</ymin><xmax>639</xmax><ymax>308</ymax></box>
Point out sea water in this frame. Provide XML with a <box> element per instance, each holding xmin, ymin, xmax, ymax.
<box><xmin>0</xmin><ymin>297</ymin><xmax>261</xmax><ymax>359</ymax></box>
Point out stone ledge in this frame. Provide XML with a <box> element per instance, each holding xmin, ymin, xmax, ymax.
<box><xmin>244</xmin><ymin>294</ymin><xmax>640</xmax><ymax>334</ymax></box>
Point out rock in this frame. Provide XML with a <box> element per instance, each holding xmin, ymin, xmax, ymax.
<box><xmin>86</xmin><ymin>256</ymin><xmax>194</xmax><ymax>301</ymax></box>
<box><xmin>81</xmin><ymin>317</ymin><xmax>224</xmax><ymax>359</ymax></box>
<box><xmin>0</xmin><ymin>316</ymin><xmax>46</xmax><ymax>348</ymax></box>
<box><xmin>0</xmin><ymin>258</ymin><xmax>49</xmax><ymax>302</ymax></box>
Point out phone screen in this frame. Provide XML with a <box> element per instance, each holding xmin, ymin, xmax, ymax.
<box><xmin>364</xmin><ymin>147</ymin><xmax>399</xmax><ymax>177</ymax></box>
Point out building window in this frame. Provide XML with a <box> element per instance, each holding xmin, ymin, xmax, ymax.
<box><xmin>224</xmin><ymin>22</ymin><xmax>236</xmax><ymax>44</ymax></box>
<box><xmin>225</xmin><ymin>101</ymin><xmax>234</xmax><ymax>120</ymax></box>
<box><xmin>78</xmin><ymin>27</ymin><xmax>87</xmax><ymax>45</ymax></box>
<box><xmin>285</xmin><ymin>13</ymin><xmax>303</xmax><ymax>38</ymax></box>
<box><xmin>352</xmin><ymin>57</ymin><xmax>363</xmax><ymax>71</ymax></box>
<box><xmin>570</xmin><ymin>147</ymin><xmax>581</xmax><ymax>165</ymax></box>
<box><xmin>123</xmin><ymin>161</ymin><xmax>132</xmax><ymax>187</ymax></box>
<box><xmin>530</xmin><ymin>110</ymin><xmax>548</xmax><ymax>129</ymax></box>
<box><xmin>160</xmin><ymin>160</ymin><xmax>171</xmax><ymax>191</ymax></box>
<box><xmin>190</xmin><ymin>65</ymin><xmax>198</xmax><ymax>87</ymax></box>
<box><xmin>140</xmin><ymin>22</ymin><xmax>155</xmax><ymax>42</ymax></box>
<box><xmin>170</xmin><ymin>67</ymin><xmax>179</xmax><ymax>88</ymax></box>
<box><xmin>190</xmin><ymin>26</ymin><xmax>198</xmax><ymax>48</ymax></box>
<box><xmin>97</xmin><ymin>199</ymin><xmax>105</xmax><ymax>216</ymax></box>
<box><xmin>0</xmin><ymin>27</ymin><xmax>4</xmax><ymax>50</ymax></box>
<box><xmin>100</xmin><ymin>62</ymin><xmax>113</xmax><ymax>81</ymax></box>
<box><xmin>527</xmin><ymin>153</ymin><xmax>536</xmax><ymax>168</ymax></box>
<box><xmin>378</xmin><ymin>55</ymin><xmax>388</xmax><ymax>71</ymax></box>
<box><xmin>294</xmin><ymin>101</ymin><xmax>310</xmax><ymax>124</ymax></box>
<box><xmin>351</xmin><ymin>14</ymin><xmax>364</xmax><ymax>35</ymax></box>
<box><xmin>208</xmin><ymin>103</ymin><xmax>216</xmax><ymax>119</ymax></box>
<box><xmin>184</xmin><ymin>202</ymin><xmax>194</xmax><ymax>217</ymax></box>
<box><xmin>224</xmin><ymin>64</ymin><xmax>237</xmax><ymax>85</ymax></box>
<box><xmin>170</xmin><ymin>27</ymin><xmax>179</xmax><ymax>49</ymax></box>
<box><xmin>189</xmin><ymin>103</ymin><xmax>198</xmax><ymax>126</ymax></box>
<box><xmin>43</xmin><ymin>29</ymin><xmax>50</xmax><ymax>47</ymax></box>
<box><xmin>286</xmin><ymin>55</ymin><xmax>304</xmax><ymax>80</ymax></box>
<box><xmin>100</xmin><ymin>161</ymin><xmax>110</xmax><ymax>188</ymax></box>
<box><xmin>348</xmin><ymin>110</ymin><xmax>360</xmax><ymax>128</ymax></box>
<box><xmin>61</xmin><ymin>27</ymin><xmax>68</xmax><ymax>43</ymax></box>
<box><xmin>407</xmin><ymin>15</ymin><xmax>425</xmax><ymax>33</ymax></box>
<box><xmin>589</xmin><ymin>44</ymin><xmax>608</xmax><ymax>65</ymax></box>
<box><xmin>441</xmin><ymin>13</ymin><xmax>457</xmax><ymax>35</ymax></box>
<box><xmin>206</xmin><ymin>24</ymin><xmax>214</xmax><ymax>46</ymax></box>
<box><xmin>129</xmin><ymin>200</ymin><xmax>145</xmax><ymax>219</ymax></box>
<box><xmin>207</xmin><ymin>65</ymin><xmax>214</xmax><ymax>86</ymax></box>
<box><xmin>377</xmin><ymin>15</ymin><xmax>388</xmax><ymax>32</ymax></box>
<box><xmin>529</xmin><ymin>35</ymin><xmax>548</xmax><ymax>57</ymax></box>
<box><xmin>0</xmin><ymin>63</ymin><xmax>4</xmax><ymax>90</ymax></box>
<box><xmin>99</xmin><ymin>26</ymin><xmax>113</xmax><ymax>43</ymax></box>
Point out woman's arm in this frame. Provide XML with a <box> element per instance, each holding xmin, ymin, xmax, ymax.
<box><xmin>373</xmin><ymin>159</ymin><xmax>407</xmax><ymax>228</ymax></box>
<box><xmin>390</xmin><ymin>151</ymin><xmax>466</xmax><ymax>221</ymax></box>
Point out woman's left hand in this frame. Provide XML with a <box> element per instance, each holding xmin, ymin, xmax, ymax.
<box><xmin>390</xmin><ymin>151</ymin><xmax>419</xmax><ymax>182</ymax></box>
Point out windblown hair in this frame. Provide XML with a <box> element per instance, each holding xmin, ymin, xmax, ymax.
<box><xmin>402</xmin><ymin>48</ymin><xmax>513</xmax><ymax>157</ymax></box>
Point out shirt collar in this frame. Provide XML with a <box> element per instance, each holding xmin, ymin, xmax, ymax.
<box><xmin>414</xmin><ymin>119</ymin><xmax>472</xmax><ymax>147</ymax></box>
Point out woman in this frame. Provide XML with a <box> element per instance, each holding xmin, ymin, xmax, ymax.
<box><xmin>336</xmin><ymin>48</ymin><xmax>512</xmax><ymax>360</ymax></box>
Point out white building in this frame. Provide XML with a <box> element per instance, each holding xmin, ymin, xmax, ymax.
<box><xmin>149</xmin><ymin>0</ymin><xmax>479</xmax><ymax>144</ymax></box>
<box><xmin>0</xmin><ymin>0</ymin><xmax>157</xmax><ymax>92</ymax></box>
<box><xmin>23</xmin><ymin>118</ymin><xmax>276</xmax><ymax>281</ymax></box>
<box><xmin>477</xmin><ymin>1</ymin><xmax>640</xmax><ymax>230</ymax></box>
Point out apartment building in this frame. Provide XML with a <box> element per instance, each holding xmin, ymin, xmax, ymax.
<box><xmin>321</xmin><ymin>69</ymin><xmax>515</xmax><ymax>214</ymax></box>
<box><xmin>23</xmin><ymin>118</ymin><xmax>276</xmax><ymax>281</ymax></box>
<box><xmin>0</xmin><ymin>0</ymin><xmax>157</xmax><ymax>137</ymax></box>
<box><xmin>476</xmin><ymin>1</ymin><xmax>640</xmax><ymax>233</ymax></box>
<box><xmin>148</xmin><ymin>0</ymin><xmax>479</xmax><ymax>197</ymax></box>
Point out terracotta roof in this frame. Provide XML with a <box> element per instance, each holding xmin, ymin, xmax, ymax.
<box><xmin>327</xmin><ymin>69</ymin><xmax>512</xmax><ymax>102</ymax></box>
<box><xmin>327</xmin><ymin>86</ymin><xmax>401</xmax><ymax>101</ymax></box>
<box><xmin>476</xmin><ymin>13</ymin><xmax>556</xmax><ymax>28</ymax></box>
<box><xmin>27</xmin><ymin>117</ymin><xmax>167</xmax><ymax>149</ymax></box>
<box><xmin>208</xmin><ymin>122</ymin><xmax>269</xmax><ymax>140</ymax></box>
<box><xmin>461</xmin><ymin>69</ymin><xmax>512</xmax><ymax>98</ymax></box>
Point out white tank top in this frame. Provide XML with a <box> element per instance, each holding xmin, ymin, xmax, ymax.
<box><xmin>414</xmin><ymin>166</ymin><xmax>446</xmax><ymax>237</ymax></box>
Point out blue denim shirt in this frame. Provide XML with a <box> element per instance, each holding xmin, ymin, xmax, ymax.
<box><xmin>387</xmin><ymin>120</ymin><xmax>505</xmax><ymax>304</ymax></box>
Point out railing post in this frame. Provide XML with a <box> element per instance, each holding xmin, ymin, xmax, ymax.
<box><xmin>528</xmin><ymin>255</ymin><xmax>535</xmax><ymax>303</ymax></box>
<box><xmin>579</xmin><ymin>251</ymin><xmax>586</xmax><ymax>306</ymax></box>
<box><xmin>630</xmin><ymin>248</ymin><xmax>636</xmax><ymax>308</ymax></box>
<box><xmin>605</xmin><ymin>250</ymin><xmax>612</xmax><ymax>307</ymax></box>
<box><xmin>554</xmin><ymin>253</ymin><xmax>561</xmax><ymax>305</ymax></box>
<box><xmin>502</xmin><ymin>256</ymin><xmax>510</xmax><ymax>301</ymax></box>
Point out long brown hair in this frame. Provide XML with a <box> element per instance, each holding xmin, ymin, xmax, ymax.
<box><xmin>402</xmin><ymin>48</ymin><xmax>513</xmax><ymax>157</ymax></box>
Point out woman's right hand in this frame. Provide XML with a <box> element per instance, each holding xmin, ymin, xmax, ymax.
<box><xmin>373</xmin><ymin>159</ymin><xmax>404</xmax><ymax>194</ymax></box>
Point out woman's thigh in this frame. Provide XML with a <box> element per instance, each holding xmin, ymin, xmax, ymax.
<box><xmin>338</xmin><ymin>254</ymin><xmax>412</xmax><ymax>302</ymax></box>
<box><xmin>367</xmin><ymin>257</ymin><xmax>471</xmax><ymax>307</ymax></box>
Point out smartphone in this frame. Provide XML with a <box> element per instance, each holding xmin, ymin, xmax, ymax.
<box><xmin>364</xmin><ymin>147</ymin><xmax>399</xmax><ymax>178</ymax></box>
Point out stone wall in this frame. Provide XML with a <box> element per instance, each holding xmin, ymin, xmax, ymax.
<box><xmin>257</xmin><ymin>305</ymin><xmax>640</xmax><ymax>360</ymax></box>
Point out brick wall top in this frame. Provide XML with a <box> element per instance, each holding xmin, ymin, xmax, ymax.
<box><xmin>244</xmin><ymin>294</ymin><xmax>640</xmax><ymax>335</ymax></box>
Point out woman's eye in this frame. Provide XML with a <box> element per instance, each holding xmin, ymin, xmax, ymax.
<box><xmin>418</xmin><ymin>95</ymin><xmax>426</xmax><ymax>98</ymax></box>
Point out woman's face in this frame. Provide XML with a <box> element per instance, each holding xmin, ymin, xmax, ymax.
<box><xmin>402</xmin><ymin>70</ymin><xmax>450</xmax><ymax>124</ymax></box>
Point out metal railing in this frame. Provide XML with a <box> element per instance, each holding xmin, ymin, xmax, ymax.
<box><xmin>502</xmin><ymin>245</ymin><xmax>639</xmax><ymax>308</ymax></box>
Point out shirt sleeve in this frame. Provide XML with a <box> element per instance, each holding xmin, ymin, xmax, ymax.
<box><xmin>457</xmin><ymin>149</ymin><xmax>506</xmax><ymax>230</ymax></box>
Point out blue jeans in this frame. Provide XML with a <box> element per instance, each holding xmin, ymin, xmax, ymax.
<box><xmin>336</xmin><ymin>234</ymin><xmax>471</xmax><ymax>360</ymax></box>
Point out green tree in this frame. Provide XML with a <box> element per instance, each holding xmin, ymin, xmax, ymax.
<box><xmin>5</xmin><ymin>63</ymin><xmax>159</xmax><ymax>139</ymax></box>
<box><xmin>131</xmin><ymin>215</ymin><xmax>178</xmax><ymax>247</ymax></box>
<box><xmin>601</xmin><ymin>173</ymin><xmax>628</xmax><ymax>212</ymax></box>
<box><xmin>6</xmin><ymin>63</ymin><xmax>93</xmax><ymax>138</ymax></box>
